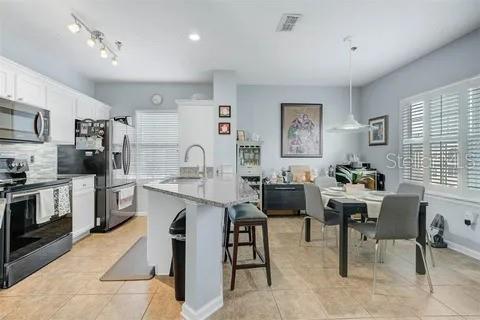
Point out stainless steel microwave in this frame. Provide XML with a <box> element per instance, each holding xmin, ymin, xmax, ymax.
<box><xmin>0</xmin><ymin>97</ymin><xmax>50</xmax><ymax>143</ymax></box>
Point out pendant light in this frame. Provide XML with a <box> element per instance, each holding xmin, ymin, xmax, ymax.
<box><xmin>328</xmin><ymin>36</ymin><xmax>370</xmax><ymax>133</ymax></box>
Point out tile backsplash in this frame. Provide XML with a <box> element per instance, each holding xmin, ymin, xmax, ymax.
<box><xmin>0</xmin><ymin>143</ymin><xmax>57</xmax><ymax>178</ymax></box>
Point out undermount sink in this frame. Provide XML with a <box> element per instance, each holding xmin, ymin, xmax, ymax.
<box><xmin>161</xmin><ymin>176</ymin><xmax>203</xmax><ymax>184</ymax></box>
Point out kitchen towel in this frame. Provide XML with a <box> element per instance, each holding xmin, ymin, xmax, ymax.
<box><xmin>118</xmin><ymin>186</ymin><xmax>135</xmax><ymax>210</ymax></box>
<box><xmin>55</xmin><ymin>186</ymin><xmax>71</xmax><ymax>216</ymax></box>
<box><xmin>37</xmin><ymin>189</ymin><xmax>54</xmax><ymax>224</ymax></box>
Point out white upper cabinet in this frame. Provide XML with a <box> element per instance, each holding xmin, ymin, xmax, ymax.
<box><xmin>76</xmin><ymin>96</ymin><xmax>97</xmax><ymax>120</ymax></box>
<box><xmin>46</xmin><ymin>83</ymin><xmax>76</xmax><ymax>144</ymax></box>
<box><xmin>95</xmin><ymin>103</ymin><xmax>111</xmax><ymax>120</ymax></box>
<box><xmin>0</xmin><ymin>62</ymin><xmax>15</xmax><ymax>100</ymax></box>
<box><xmin>15</xmin><ymin>71</ymin><xmax>46</xmax><ymax>107</ymax></box>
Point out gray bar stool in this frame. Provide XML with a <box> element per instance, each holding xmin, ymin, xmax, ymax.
<box><xmin>224</xmin><ymin>203</ymin><xmax>272</xmax><ymax>290</ymax></box>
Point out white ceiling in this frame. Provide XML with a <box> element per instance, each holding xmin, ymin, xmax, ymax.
<box><xmin>1</xmin><ymin>0</ymin><xmax>480</xmax><ymax>86</ymax></box>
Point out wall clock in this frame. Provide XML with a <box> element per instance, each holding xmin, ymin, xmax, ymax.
<box><xmin>151</xmin><ymin>94</ymin><xmax>163</xmax><ymax>105</ymax></box>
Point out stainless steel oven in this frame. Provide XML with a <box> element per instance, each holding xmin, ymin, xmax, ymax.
<box><xmin>0</xmin><ymin>97</ymin><xmax>50</xmax><ymax>143</ymax></box>
<box><xmin>0</xmin><ymin>158</ymin><xmax>72</xmax><ymax>288</ymax></box>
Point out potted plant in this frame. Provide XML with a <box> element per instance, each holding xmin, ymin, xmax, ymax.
<box><xmin>335</xmin><ymin>166</ymin><xmax>373</xmax><ymax>193</ymax></box>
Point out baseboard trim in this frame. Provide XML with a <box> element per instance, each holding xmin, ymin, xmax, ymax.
<box><xmin>135</xmin><ymin>211</ymin><xmax>148</xmax><ymax>216</ymax></box>
<box><xmin>181</xmin><ymin>295</ymin><xmax>223</xmax><ymax>320</ymax></box>
<box><xmin>444</xmin><ymin>240</ymin><xmax>480</xmax><ymax>261</ymax></box>
<box><xmin>72</xmin><ymin>226</ymin><xmax>92</xmax><ymax>243</ymax></box>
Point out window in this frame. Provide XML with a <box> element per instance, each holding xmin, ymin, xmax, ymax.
<box><xmin>467</xmin><ymin>86</ymin><xmax>480</xmax><ymax>189</ymax></box>
<box><xmin>135</xmin><ymin>110</ymin><xmax>179</xmax><ymax>180</ymax></box>
<box><xmin>401</xmin><ymin>101</ymin><xmax>424</xmax><ymax>182</ymax></box>
<box><xmin>429</xmin><ymin>93</ymin><xmax>460</xmax><ymax>187</ymax></box>
<box><xmin>399</xmin><ymin>75</ymin><xmax>480</xmax><ymax>200</ymax></box>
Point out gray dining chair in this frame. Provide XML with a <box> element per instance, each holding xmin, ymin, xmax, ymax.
<box><xmin>350</xmin><ymin>194</ymin><xmax>434</xmax><ymax>294</ymax></box>
<box><xmin>314</xmin><ymin>176</ymin><xmax>337</xmax><ymax>188</ymax></box>
<box><xmin>397</xmin><ymin>182</ymin><xmax>435</xmax><ymax>267</ymax></box>
<box><xmin>299</xmin><ymin>183</ymin><xmax>340</xmax><ymax>247</ymax></box>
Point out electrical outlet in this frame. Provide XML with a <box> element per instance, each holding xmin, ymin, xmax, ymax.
<box><xmin>464</xmin><ymin>211</ymin><xmax>479</xmax><ymax>226</ymax></box>
<box><xmin>30</xmin><ymin>155</ymin><xmax>35</xmax><ymax>163</ymax></box>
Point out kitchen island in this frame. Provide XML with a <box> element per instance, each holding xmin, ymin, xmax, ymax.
<box><xmin>143</xmin><ymin>175</ymin><xmax>257</xmax><ymax>320</ymax></box>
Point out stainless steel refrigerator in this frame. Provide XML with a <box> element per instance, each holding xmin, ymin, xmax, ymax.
<box><xmin>57</xmin><ymin>119</ymin><xmax>136</xmax><ymax>232</ymax></box>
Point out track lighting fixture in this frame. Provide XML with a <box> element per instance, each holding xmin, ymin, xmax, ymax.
<box><xmin>67</xmin><ymin>13</ymin><xmax>122</xmax><ymax>66</ymax></box>
<box><xmin>86</xmin><ymin>36</ymin><xmax>96</xmax><ymax>48</ymax></box>
<box><xmin>100</xmin><ymin>46</ymin><xmax>108</xmax><ymax>58</ymax></box>
<box><xmin>67</xmin><ymin>20</ymin><xmax>81</xmax><ymax>34</ymax></box>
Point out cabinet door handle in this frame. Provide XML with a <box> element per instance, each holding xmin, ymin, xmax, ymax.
<box><xmin>17</xmin><ymin>97</ymin><xmax>24</xmax><ymax>101</ymax></box>
<box><xmin>6</xmin><ymin>94</ymin><xmax>12</xmax><ymax>98</ymax></box>
<box><xmin>274</xmin><ymin>187</ymin><xmax>296</xmax><ymax>190</ymax></box>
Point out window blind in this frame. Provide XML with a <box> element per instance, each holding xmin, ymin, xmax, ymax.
<box><xmin>401</xmin><ymin>101</ymin><xmax>424</xmax><ymax>182</ymax></box>
<box><xmin>135</xmin><ymin>111</ymin><xmax>179</xmax><ymax>180</ymax></box>
<box><xmin>429</xmin><ymin>93</ymin><xmax>459</xmax><ymax>187</ymax></box>
<box><xmin>467</xmin><ymin>87</ymin><xmax>480</xmax><ymax>189</ymax></box>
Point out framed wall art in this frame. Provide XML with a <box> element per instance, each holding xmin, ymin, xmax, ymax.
<box><xmin>218</xmin><ymin>122</ymin><xmax>231</xmax><ymax>135</ymax></box>
<box><xmin>281</xmin><ymin>103</ymin><xmax>323</xmax><ymax>158</ymax></box>
<box><xmin>368</xmin><ymin>115</ymin><xmax>388</xmax><ymax>146</ymax></box>
<box><xmin>219</xmin><ymin>105</ymin><xmax>231</xmax><ymax>118</ymax></box>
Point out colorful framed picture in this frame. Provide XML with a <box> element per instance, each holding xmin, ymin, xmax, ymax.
<box><xmin>369</xmin><ymin>115</ymin><xmax>388</xmax><ymax>146</ymax></box>
<box><xmin>219</xmin><ymin>105</ymin><xmax>231</xmax><ymax>118</ymax></box>
<box><xmin>218</xmin><ymin>122</ymin><xmax>231</xmax><ymax>135</ymax></box>
<box><xmin>281</xmin><ymin>103</ymin><xmax>323</xmax><ymax>158</ymax></box>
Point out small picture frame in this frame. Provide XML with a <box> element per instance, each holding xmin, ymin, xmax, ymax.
<box><xmin>237</xmin><ymin>130</ymin><xmax>246</xmax><ymax>141</ymax></box>
<box><xmin>218</xmin><ymin>122</ymin><xmax>231</xmax><ymax>135</ymax></box>
<box><xmin>219</xmin><ymin>105</ymin><xmax>231</xmax><ymax>118</ymax></box>
<box><xmin>369</xmin><ymin>115</ymin><xmax>388</xmax><ymax>146</ymax></box>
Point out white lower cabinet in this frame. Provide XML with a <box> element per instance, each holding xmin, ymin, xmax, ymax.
<box><xmin>72</xmin><ymin>176</ymin><xmax>95</xmax><ymax>242</ymax></box>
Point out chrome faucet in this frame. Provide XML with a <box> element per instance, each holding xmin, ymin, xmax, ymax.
<box><xmin>184</xmin><ymin>144</ymin><xmax>207</xmax><ymax>179</ymax></box>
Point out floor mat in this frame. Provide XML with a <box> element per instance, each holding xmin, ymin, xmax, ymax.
<box><xmin>100</xmin><ymin>236</ymin><xmax>155</xmax><ymax>281</ymax></box>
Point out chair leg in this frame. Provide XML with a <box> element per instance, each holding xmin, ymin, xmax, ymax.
<box><xmin>230</xmin><ymin>225</ymin><xmax>240</xmax><ymax>291</ymax></box>
<box><xmin>322</xmin><ymin>224</ymin><xmax>326</xmax><ymax>247</ymax></box>
<box><xmin>252</xmin><ymin>226</ymin><xmax>257</xmax><ymax>260</ymax></box>
<box><xmin>298</xmin><ymin>216</ymin><xmax>310</xmax><ymax>247</ymax></box>
<box><xmin>427</xmin><ymin>233</ymin><xmax>436</xmax><ymax>267</ymax></box>
<box><xmin>415</xmin><ymin>241</ymin><xmax>434</xmax><ymax>293</ymax></box>
<box><xmin>335</xmin><ymin>225</ymin><xmax>339</xmax><ymax>248</ymax></box>
<box><xmin>373</xmin><ymin>240</ymin><xmax>379</xmax><ymax>295</ymax></box>
<box><xmin>262</xmin><ymin>221</ymin><xmax>272</xmax><ymax>286</ymax></box>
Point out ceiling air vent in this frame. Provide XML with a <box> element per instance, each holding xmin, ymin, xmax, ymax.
<box><xmin>276</xmin><ymin>14</ymin><xmax>302</xmax><ymax>32</ymax></box>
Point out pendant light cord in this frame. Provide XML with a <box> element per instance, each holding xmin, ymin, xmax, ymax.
<box><xmin>348</xmin><ymin>38</ymin><xmax>353</xmax><ymax>115</ymax></box>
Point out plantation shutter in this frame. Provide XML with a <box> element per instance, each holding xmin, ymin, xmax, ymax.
<box><xmin>429</xmin><ymin>93</ymin><xmax>460</xmax><ymax>187</ymax></box>
<box><xmin>401</xmin><ymin>101</ymin><xmax>424</xmax><ymax>182</ymax></box>
<box><xmin>467</xmin><ymin>86</ymin><xmax>480</xmax><ymax>189</ymax></box>
<box><xmin>135</xmin><ymin>111</ymin><xmax>179</xmax><ymax>180</ymax></box>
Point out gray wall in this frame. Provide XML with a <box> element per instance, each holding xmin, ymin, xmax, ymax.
<box><xmin>359</xmin><ymin>27</ymin><xmax>480</xmax><ymax>253</ymax></box>
<box><xmin>0</xmin><ymin>29</ymin><xmax>95</xmax><ymax>96</ymax></box>
<box><xmin>359</xmin><ymin>28</ymin><xmax>480</xmax><ymax>191</ymax></box>
<box><xmin>94</xmin><ymin>82</ymin><xmax>213</xmax><ymax>117</ymax></box>
<box><xmin>238</xmin><ymin>85</ymin><xmax>361</xmax><ymax>175</ymax></box>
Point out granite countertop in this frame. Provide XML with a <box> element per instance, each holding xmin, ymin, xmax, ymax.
<box><xmin>143</xmin><ymin>175</ymin><xmax>258</xmax><ymax>208</ymax></box>
<box><xmin>57</xmin><ymin>174</ymin><xmax>96</xmax><ymax>179</ymax></box>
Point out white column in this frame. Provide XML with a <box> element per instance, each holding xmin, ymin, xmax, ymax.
<box><xmin>146</xmin><ymin>191</ymin><xmax>185</xmax><ymax>275</ymax></box>
<box><xmin>181</xmin><ymin>202</ymin><xmax>224</xmax><ymax>320</ymax></box>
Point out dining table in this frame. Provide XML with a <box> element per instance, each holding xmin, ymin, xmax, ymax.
<box><xmin>303</xmin><ymin>187</ymin><xmax>428</xmax><ymax>278</ymax></box>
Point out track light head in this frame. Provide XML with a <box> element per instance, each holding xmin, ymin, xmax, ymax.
<box><xmin>111</xmin><ymin>57</ymin><xmax>118</xmax><ymax>66</ymax></box>
<box><xmin>67</xmin><ymin>22</ymin><xmax>81</xmax><ymax>34</ymax></box>
<box><xmin>86</xmin><ymin>37</ymin><xmax>96</xmax><ymax>48</ymax></box>
<box><xmin>100</xmin><ymin>46</ymin><xmax>108</xmax><ymax>58</ymax></box>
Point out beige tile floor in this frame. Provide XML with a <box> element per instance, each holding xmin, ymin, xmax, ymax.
<box><xmin>0</xmin><ymin>216</ymin><xmax>479</xmax><ymax>320</ymax></box>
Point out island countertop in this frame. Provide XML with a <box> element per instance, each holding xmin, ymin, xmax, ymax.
<box><xmin>143</xmin><ymin>175</ymin><xmax>258</xmax><ymax>208</ymax></box>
